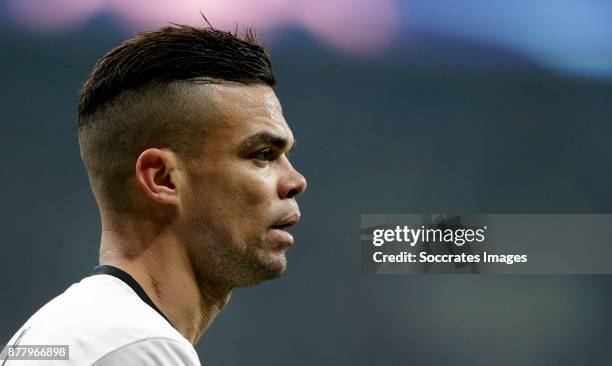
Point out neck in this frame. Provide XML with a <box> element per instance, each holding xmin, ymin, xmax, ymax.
<box><xmin>98</xmin><ymin>214</ymin><xmax>231</xmax><ymax>344</ymax></box>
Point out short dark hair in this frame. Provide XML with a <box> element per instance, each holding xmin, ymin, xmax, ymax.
<box><xmin>78</xmin><ymin>22</ymin><xmax>276</xmax><ymax>210</ymax></box>
<box><xmin>79</xmin><ymin>24</ymin><xmax>275</xmax><ymax>119</ymax></box>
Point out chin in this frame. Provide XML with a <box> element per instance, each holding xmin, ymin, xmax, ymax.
<box><xmin>235</xmin><ymin>250</ymin><xmax>287</xmax><ymax>287</ymax></box>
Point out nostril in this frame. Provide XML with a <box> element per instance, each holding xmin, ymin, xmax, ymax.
<box><xmin>286</xmin><ymin>188</ymin><xmax>298</xmax><ymax>199</ymax></box>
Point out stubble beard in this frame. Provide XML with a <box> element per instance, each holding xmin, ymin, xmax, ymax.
<box><xmin>194</xmin><ymin>230</ymin><xmax>287</xmax><ymax>289</ymax></box>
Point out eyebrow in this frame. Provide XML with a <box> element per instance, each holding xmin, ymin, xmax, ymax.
<box><xmin>241</xmin><ymin>131</ymin><xmax>296</xmax><ymax>153</ymax></box>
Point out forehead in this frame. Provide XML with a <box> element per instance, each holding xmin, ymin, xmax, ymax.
<box><xmin>195</xmin><ymin>83</ymin><xmax>293</xmax><ymax>146</ymax></box>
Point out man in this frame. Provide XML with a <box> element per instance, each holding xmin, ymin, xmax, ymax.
<box><xmin>2</xmin><ymin>23</ymin><xmax>307</xmax><ymax>365</ymax></box>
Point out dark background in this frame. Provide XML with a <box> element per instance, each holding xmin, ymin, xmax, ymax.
<box><xmin>2</xmin><ymin>1</ymin><xmax>612</xmax><ymax>365</ymax></box>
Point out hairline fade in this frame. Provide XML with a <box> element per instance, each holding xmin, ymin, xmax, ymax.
<box><xmin>78</xmin><ymin>23</ymin><xmax>276</xmax><ymax>211</ymax></box>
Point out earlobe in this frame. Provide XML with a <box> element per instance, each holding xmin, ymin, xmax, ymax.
<box><xmin>135</xmin><ymin>148</ymin><xmax>179</xmax><ymax>206</ymax></box>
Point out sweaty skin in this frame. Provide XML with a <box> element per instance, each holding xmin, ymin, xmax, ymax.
<box><xmin>98</xmin><ymin>83</ymin><xmax>307</xmax><ymax>344</ymax></box>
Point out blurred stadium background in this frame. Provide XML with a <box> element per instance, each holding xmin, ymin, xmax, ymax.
<box><xmin>1</xmin><ymin>1</ymin><xmax>611</xmax><ymax>365</ymax></box>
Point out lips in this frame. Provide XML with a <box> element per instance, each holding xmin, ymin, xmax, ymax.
<box><xmin>270</xmin><ymin>212</ymin><xmax>301</xmax><ymax>230</ymax></box>
<box><xmin>268</xmin><ymin>211</ymin><xmax>301</xmax><ymax>247</ymax></box>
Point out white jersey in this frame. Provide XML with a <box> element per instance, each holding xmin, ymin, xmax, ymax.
<box><xmin>1</xmin><ymin>266</ymin><xmax>201</xmax><ymax>365</ymax></box>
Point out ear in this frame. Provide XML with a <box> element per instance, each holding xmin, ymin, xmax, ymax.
<box><xmin>135</xmin><ymin>148</ymin><xmax>179</xmax><ymax>206</ymax></box>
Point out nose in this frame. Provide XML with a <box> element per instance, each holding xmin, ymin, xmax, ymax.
<box><xmin>278</xmin><ymin>159</ymin><xmax>307</xmax><ymax>199</ymax></box>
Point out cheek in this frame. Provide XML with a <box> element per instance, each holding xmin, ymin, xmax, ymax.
<box><xmin>219</xmin><ymin>162</ymin><xmax>277</xmax><ymax>204</ymax></box>
<box><xmin>232</xmin><ymin>174</ymin><xmax>276</xmax><ymax>230</ymax></box>
<box><xmin>195</xmin><ymin>165</ymin><xmax>277</xmax><ymax>229</ymax></box>
<box><xmin>214</xmin><ymin>171</ymin><xmax>269</xmax><ymax>206</ymax></box>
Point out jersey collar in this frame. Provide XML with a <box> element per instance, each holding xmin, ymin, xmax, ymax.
<box><xmin>91</xmin><ymin>265</ymin><xmax>173</xmax><ymax>327</ymax></box>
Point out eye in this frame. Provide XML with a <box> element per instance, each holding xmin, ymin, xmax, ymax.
<box><xmin>252</xmin><ymin>147</ymin><xmax>275</xmax><ymax>162</ymax></box>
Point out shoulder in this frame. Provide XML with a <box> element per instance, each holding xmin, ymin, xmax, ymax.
<box><xmin>92</xmin><ymin>337</ymin><xmax>200</xmax><ymax>366</ymax></box>
<box><xmin>4</xmin><ymin>275</ymin><xmax>196</xmax><ymax>365</ymax></box>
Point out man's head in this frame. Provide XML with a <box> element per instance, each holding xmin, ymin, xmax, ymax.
<box><xmin>78</xmin><ymin>24</ymin><xmax>307</xmax><ymax>289</ymax></box>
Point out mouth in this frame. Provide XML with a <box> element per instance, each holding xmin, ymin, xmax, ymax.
<box><xmin>270</xmin><ymin>222</ymin><xmax>294</xmax><ymax>230</ymax></box>
<box><xmin>270</xmin><ymin>212</ymin><xmax>301</xmax><ymax>230</ymax></box>
<box><xmin>267</xmin><ymin>212</ymin><xmax>301</xmax><ymax>247</ymax></box>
